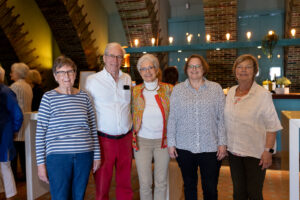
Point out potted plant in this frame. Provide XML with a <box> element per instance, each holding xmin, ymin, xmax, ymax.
<box><xmin>275</xmin><ymin>77</ymin><xmax>291</xmax><ymax>94</ymax></box>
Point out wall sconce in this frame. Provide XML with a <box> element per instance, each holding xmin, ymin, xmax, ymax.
<box><xmin>246</xmin><ymin>31</ymin><xmax>252</xmax><ymax>40</ymax></box>
<box><xmin>291</xmin><ymin>28</ymin><xmax>296</xmax><ymax>38</ymax></box>
<box><xmin>257</xmin><ymin>55</ymin><xmax>261</xmax><ymax>59</ymax></box>
<box><xmin>206</xmin><ymin>34</ymin><xmax>211</xmax><ymax>42</ymax></box>
<box><xmin>262</xmin><ymin>31</ymin><xmax>278</xmax><ymax>59</ymax></box>
<box><xmin>186</xmin><ymin>32</ymin><xmax>189</xmax><ymax>36</ymax></box>
<box><xmin>226</xmin><ymin>33</ymin><xmax>230</xmax><ymax>41</ymax></box>
<box><xmin>169</xmin><ymin>36</ymin><xmax>174</xmax><ymax>45</ymax></box>
<box><xmin>277</xmin><ymin>54</ymin><xmax>281</xmax><ymax>59</ymax></box>
<box><xmin>185</xmin><ymin>58</ymin><xmax>188</xmax><ymax>62</ymax></box>
<box><xmin>151</xmin><ymin>38</ymin><xmax>155</xmax><ymax>46</ymax></box>
<box><xmin>187</xmin><ymin>34</ymin><xmax>193</xmax><ymax>44</ymax></box>
<box><xmin>134</xmin><ymin>39</ymin><xmax>139</xmax><ymax>47</ymax></box>
<box><xmin>197</xmin><ymin>33</ymin><xmax>200</xmax><ymax>37</ymax></box>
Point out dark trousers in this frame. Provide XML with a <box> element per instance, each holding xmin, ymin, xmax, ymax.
<box><xmin>11</xmin><ymin>141</ymin><xmax>26</xmax><ymax>180</ymax></box>
<box><xmin>228</xmin><ymin>152</ymin><xmax>266</xmax><ymax>200</ymax></box>
<box><xmin>176</xmin><ymin>148</ymin><xmax>221</xmax><ymax>200</ymax></box>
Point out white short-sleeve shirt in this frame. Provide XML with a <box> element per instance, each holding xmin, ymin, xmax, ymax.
<box><xmin>224</xmin><ymin>82</ymin><xmax>282</xmax><ymax>159</ymax></box>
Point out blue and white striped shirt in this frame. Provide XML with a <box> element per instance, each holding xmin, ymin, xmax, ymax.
<box><xmin>36</xmin><ymin>89</ymin><xmax>100</xmax><ymax>165</ymax></box>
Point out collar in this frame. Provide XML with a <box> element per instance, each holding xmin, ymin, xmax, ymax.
<box><xmin>184</xmin><ymin>77</ymin><xmax>208</xmax><ymax>90</ymax></box>
<box><xmin>102</xmin><ymin>67</ymin><xmax>123</xmax><ymax>79</ymax></box>
<box><xmin>232</xmin><ymin>81</ymin><xmax>258</xmax><ymax>100</ymax></box>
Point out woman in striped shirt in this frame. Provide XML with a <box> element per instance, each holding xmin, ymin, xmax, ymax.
<box><xmin>36</xmin><ymin>56</ymin><xmax>100</xmax><ymax>200</ymax></box>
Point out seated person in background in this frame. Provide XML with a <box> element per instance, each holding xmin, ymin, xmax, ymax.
<box><xmin>0</xmin><ymin>66</ymin><xmax>23</xmax><ymax>200</ymax></box>
<box><xmin>162</xmin><ymin>66</ymin><xmax>179</xmax><ymax>85</ymax></box>
<box><xmin>26</xmin><ymin>69</ymin><xmax>44</xmax><ymax>111</ymax></box>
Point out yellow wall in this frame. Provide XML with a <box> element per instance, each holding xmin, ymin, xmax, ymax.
<box><xmin>79</xmin><ymin>0</ymin><xmax>108</xmax><ymax>55</ymax></box>
<box><xmin>7</xmin><ymin>0</ymin><xmax>54</xmax><ymax>69</ymax></box>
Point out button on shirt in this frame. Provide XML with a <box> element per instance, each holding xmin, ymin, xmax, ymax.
<box><xmin>85</xmin><ymin>68</ymin><xmax>132</xmax><ymax>135</ymax></box>
<box><xmin>167</xmin><ymin>79</ymin><xmax>226</xmax><ymax>153</ymax></box>
<box><xmin>224</xmin><ymin>81</ymin><xmax>282</xmax><ymax>159</ymax></box>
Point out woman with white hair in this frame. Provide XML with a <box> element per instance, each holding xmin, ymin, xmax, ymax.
<box><xmin>0</xmin><ymin>66</ymin><xmax>23</xmax><ymax>199</ymax></box>
<box><xmin>10</xmin><ymin>63</ymin><xmax>33</xmax><ymax>180</ymax></box>
<box><xmin>132</xmin><ymin>54</ymin><xmax>173</xmax><ymax>200</ymax></box>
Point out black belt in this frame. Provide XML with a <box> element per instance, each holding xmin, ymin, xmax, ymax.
<box><xmin>97</xmin><ymin>130</ymin><xmax>131</xmax><ymax>140</ymax></box>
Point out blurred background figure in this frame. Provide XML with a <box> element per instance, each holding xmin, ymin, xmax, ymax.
<box><xmin>162</xmin><ymin>66</ymin><xmax>179</xmax><ymax>86</ymax></box>
<box><xmin>0</xmin><ymin>66</ymin><xmax>23</xmax><ymax>200</ymax></box>
<box><xmin>26</xmin><ymin>69</ymin><xmax>44</xmax><ymax>111</ymax></box>
<box><xmin>9</xmin><ymin>63</ymin><xmax>33</xmax><ymax>181</ymax></box>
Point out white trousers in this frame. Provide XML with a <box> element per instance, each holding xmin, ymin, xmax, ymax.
<box><xmin>0</xmin><ymin>161</ymin><xmax>17</xmax><ymax>198</ymax></box>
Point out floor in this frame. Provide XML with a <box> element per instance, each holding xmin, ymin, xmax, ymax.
<box><xmin>0</xmin><ymin>158</ymin><xmax>290</xmax><ymax>200</ymax></box>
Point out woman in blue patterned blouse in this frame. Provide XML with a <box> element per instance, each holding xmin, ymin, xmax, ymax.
<box><xmin>167</xmin><ymin>54</ymin><xmax>227</xmax><ymax>200</ymax></box>
<box><xmin>36</xmin><ymin>56</ymin><xmax>101</xmax><ymax>200</ymax></box>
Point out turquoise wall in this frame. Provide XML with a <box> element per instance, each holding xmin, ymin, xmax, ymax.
<box><xmin>168</xmin><ymin>10</ymin><xmax>284</xmax><ymax>84</ymax></box>
<box><xmin>273</xmin><ymin>99</ymin><xmax>300</xmax><ymax>151</ymax></box>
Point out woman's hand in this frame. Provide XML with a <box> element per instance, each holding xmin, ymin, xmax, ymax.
<box><xmin>217</xmin><ymin>145</ymin><xmax>227</xmax><ymax>160</ymax></box>
<box><xmin>259</xmin><ymin>151</ymin><xmax>272</xmax><ymax>170</ymax></box>
<box><xmin>168</xmin><ymin>146</ymin><xmax>178</xmax><ymax>159</ymax></box>
<box><xmin>93</xmin><ymin>160</ymin><xmax>101</xmax><ymax>173</ymax></box>
<box><xmin>38</xmin><ymin>164</ymin><xmax>49</xmax><ymax>184</ymax></box>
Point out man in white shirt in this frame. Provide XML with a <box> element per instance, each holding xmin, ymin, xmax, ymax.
<box><xmin>85</xmin><ymin>42</ymin><xmax>133</xmax><ymax>200</ymax></box>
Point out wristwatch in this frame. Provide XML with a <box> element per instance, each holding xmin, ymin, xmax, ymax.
<box><xmin>264</xmin><ymin>148</ymin><xmax>274</xmax><ymax>153</ymax></box>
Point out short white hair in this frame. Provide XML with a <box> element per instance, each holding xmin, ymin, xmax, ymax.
<box><xmin>137</xmin><ymin>54</ymin><xmax>160</xmax><ymax>71</ymax></box>
<box><xmin>0</xmin><ymin>66</ymin><xmax>5</xmax><ymax>83</ymax></box>
<box><xmin>11</xmin><ymin>63</ymin><xmax>30</xmax><ymax>79</ymax></box>
<box><xmin>104</xmin><ymin>42</ymin><xmax>126</xmax><ymax>56</ymax></box>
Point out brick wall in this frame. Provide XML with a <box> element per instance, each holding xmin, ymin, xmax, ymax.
<box><xmin>203</xmin><ymin>0</ymin><xmax>237</xmax><ymax>88</ymax></box>
<box><xmin>285</xmin><ymin>0</ymin><xmax>300</xmax><ymax>92</ymax></box>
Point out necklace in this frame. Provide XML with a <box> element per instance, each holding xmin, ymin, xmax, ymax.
<box><xmin>144</xmin><ymin>83</ymin><xmax>159</xmax><ymax>91</ymax></box>
<box><xmin>236</xmin><ymin>87</ymin><xmax>250</xmax><ymax>96</ymax></box>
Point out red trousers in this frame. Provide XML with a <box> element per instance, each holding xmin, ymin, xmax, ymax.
<box><xmin>94</xmin><ymin>132</ymin><xmax>133</xmax><ymax>200</ymax></box>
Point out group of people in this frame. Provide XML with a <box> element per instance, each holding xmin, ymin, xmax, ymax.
<box><xmin>0</xmin><ymin>41</ymin><xmax>282</xmax><ymax>200</ymax></box>
<box><xmin>0</xmin><ymin>62</ymin><xmax>44</xmax><ymax>199</ymax></box>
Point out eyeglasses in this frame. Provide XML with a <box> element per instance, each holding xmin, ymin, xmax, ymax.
<box><xmin>236</xmin><ymin>65</ymin><xmax>253</xmax><ymax>70</ymax></box>
<box><xmin>188</xmin><ymin>65</ymin><xmax>202</xmax><ymax>69</ymax></box>
<box><xmin>139</xmin><ymin>66</ymin><xmax>155</xmax><ymax>72</ymax></box>
<box><xmin>56</xmin><ymin>70</ymin><xmax>75</xmax><ymax>76</ymax></box>
<box><xmin>105</xmin><ymin>54</ymin><xmax>123</xmax><ymax>60</ymax></box>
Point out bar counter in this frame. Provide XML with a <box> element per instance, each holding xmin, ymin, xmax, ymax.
<box><xmin>272</xmin><ymin>93</ymin><xmax>300</xmax><ymax>99</ymax></box>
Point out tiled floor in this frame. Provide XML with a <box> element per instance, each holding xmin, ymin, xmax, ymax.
<box><xmin>0</xmin><ymin>160</ymin><xmax>291</xmax><ymax>200</ymax></box>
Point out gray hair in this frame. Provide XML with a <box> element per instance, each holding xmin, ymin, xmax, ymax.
<box><xmin>11</xmin><ymin>63</ymin><xmax>30</xmax><ymax>79</ymax></box>
<box><xmin>0</xmin><ymin>66</ymin><xmax>5</xmax><ymax>83</ymax></box>
<box><xmin>137</xmin><ymin>54</ymin><xmax>160</xmax><ymax>71</ymax></box>
<box><xmin>104</xmin><ymin>42</ymin><xmax>126</xmax><ymax>56</ymax></box>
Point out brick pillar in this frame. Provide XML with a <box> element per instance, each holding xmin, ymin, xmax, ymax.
<box><xmin>203</xmin><ymin>0</ymin><xmax>237</xmax><ymax>88</ymax></box>
<box><xmin>285</xmin><ymin>0</ymin><xmax>300</xmax><ymax>92</ymax></box>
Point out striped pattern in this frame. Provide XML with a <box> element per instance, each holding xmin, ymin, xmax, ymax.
<box><xmin>36</xmin><ymin>89</ymin><xmax>100</xmax><ymax>165</ymax></box>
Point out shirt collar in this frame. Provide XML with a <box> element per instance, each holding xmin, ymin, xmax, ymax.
<box><xmin>184</xmin><ymin>77</ymin><xmax>208</xmax><ymax>90</ymax></box>
<box><xmin>103</xmin><ymin>67</ymin><xmax>123</xmax><ymax>79</ymax></box>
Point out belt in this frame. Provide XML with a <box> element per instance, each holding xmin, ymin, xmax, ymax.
<box><xmin>97</xmin><ymin>130</ymin><xmax>131</xmax><ymax>140</ymax></box>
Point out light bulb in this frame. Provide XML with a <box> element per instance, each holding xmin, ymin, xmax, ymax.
<box><xmin>268</xmin><ymin>30</ymin><xmax>274</xmax><ymax>35</ymax></box>
<box><xmin>291</xmin><ymin>29</ymin><xmax>296</xmax><ymax>37</ymax></box>
<box><xmin>226</xmin><ymin>33</ymin><xmax>230</xmax><ymax>41</ymax></box>
<box><xmin>169</xmin><ymin>36</ymin><xmax>174</xmax><ymax>45</ymax></box>
<box><xmin>246</xmin><ymin>31</ymin><xmax>252</xmax><ymax>40</ymax></box>
<box><xmin>206</xmin><ymin>34</ymin><xmax>211</xmax><ymax>42</ymax></box>
<box><xmin>134</xmin><ymin>39</ymin><xmax>139</xmax><ymax>47</ymax></box>
<box><xmin>151</xmin><ymin>38</ymin><xmax>155</xmax><ymax>46</ymax></box>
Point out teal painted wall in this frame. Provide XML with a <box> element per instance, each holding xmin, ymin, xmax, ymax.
<box><xmin>168</xmin><ymin>10</ymin><xmax>284</xmax><ymax>84</ymax></box>
<box><xmin>273</xmin><ymin>99</ymin><xmax>300</xmax><ymax>151</ymax></box>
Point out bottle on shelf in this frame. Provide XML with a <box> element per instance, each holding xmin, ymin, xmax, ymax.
<box><xmin>272</xmin><ymin>74</ymin><xmax>277</xmax><ymax>92</ymax></box>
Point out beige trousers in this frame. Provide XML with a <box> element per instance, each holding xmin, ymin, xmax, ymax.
<box><xmin>134</xmin><ymin>137</ymin><xmax>170</xmax><ymax>200</ymax></box>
